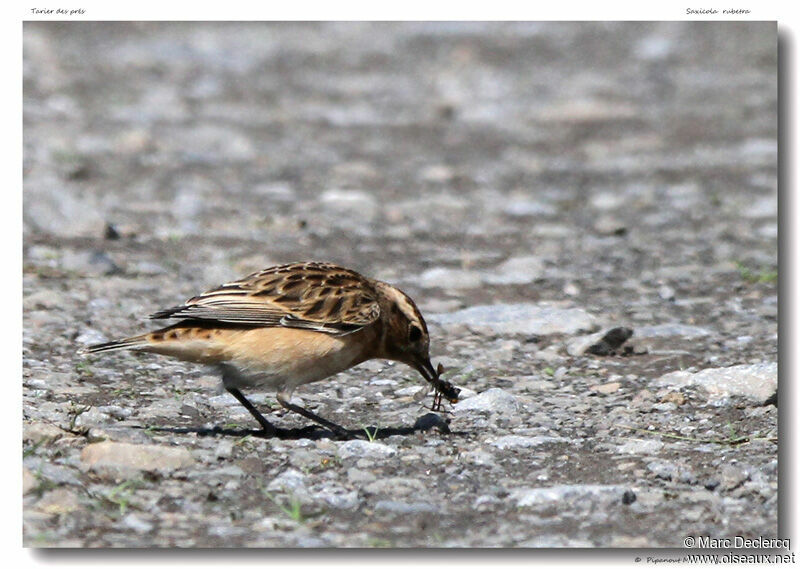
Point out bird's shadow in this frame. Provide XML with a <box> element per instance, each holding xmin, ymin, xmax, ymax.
<box><xmin>135</xmin><ymin>413</ymin><xmax>463</xmax><ymax>441</ymax></box>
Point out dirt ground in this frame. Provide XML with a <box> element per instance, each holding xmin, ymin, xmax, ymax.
<box><xmin>23</xmin><ymin>22</ymin><xmax>778</xmax><ymax>548</ymax></box>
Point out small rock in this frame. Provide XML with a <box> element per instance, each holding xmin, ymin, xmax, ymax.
<box><xmin>80</xmin><ymin>441</ymin><xmax>194</xmax><ymax>479</ymax></box>
<box><xmin>75</xmin><ymin>329</ymin><xmax>108</xmax><ymax>346</ymax></box>
<box><xmin>503</xmin><ymin>199</ymin><xmax>557</xmax><ymax>217</ymax></box>
<box><xmin>511</xmin><ymin>485</ymin><xmax>626</xmax><ymax>508</ymax></box>
<box><xmin>413</xmin><ymin>413</ymin><xmax>451</xmax><ymax>433</ymax></box>
<box><xmin>23</xmin><ymin>421</ymin><xmax>65</xmax><ymax>444</ymax></box>
<box><xmin>346</xmin><ymin>468</ymin><xmax>376</xmax><ymax>483</ymax></box>
<box><xmin>266</xmin><ymin>468</ymin><xmax>308</xmax><ymax>493</ymax></box>
<box><xmin>719</xmin><ymin>464</ymin><xmax>749</xmax><ymax>491</ymax></box>
<box><xmin>121</xmin><ymin>513</ymin><xmax>154</xmax><ymax>534</ymax></box>
<box><xmin>621</xmin><ymin>490</ymin><xmax>637</xmax><ymax>505</ymax></box>
<box><xmin>454</xmin><ymin>388</ymin><xmax>519</xmax><ymax>414</ymax></box>
<box><xmin>618</xmin><ymin>439</ymin><xmax>665</xmax><ymax>455</ymax></box>
<box><xmin>103</xmin><ymin>223</ymin><xmax>121</xmax><ymax>240</ymax></box>
<box><xmin>658</xmin><ymin>285</ymin><xmax>676</xmax><ymax>301</ymax></box>
<box><xmin>647</xmin><ymin>461</ymin><xmax>677</xmax><ymax>481</ymax></box>
<box><xmin>420</xmin><ymin>164</ymin><xmax>455</xmax><ymax>183</ymax></box>
<box><xmin>214</xmin><ymin>440</ymin><xmax>234</xmax><ymax>460</ymax></box>
<box><xmin>635</xmin><ymin>324</ymin><xmax>713</xmax><ymax>339</ymax></box>
<box><xmin>630</xmin><ymin>389</ymin><xmax>656</xmax><ymax>408</ymax></box>
<box><xmin>590</xmin><ymin>382</ymin><xmax>621</xmax><ymax>395</ymax></box>
<box><xmin>587</xmin><ymin>327</ymin><xmax>634</xmax><ymax>356</ymax></box>
<box><xmin>337</xmin><ymin>440</ymin><xmax>397</xmax><ymax>460</ymax></box>
<box><xmin>36</xmin><ymin>488</ymin><xmax>81</xmax><ymax>515</ymax></box>
<box><xmin>660</xmin><ymin>392</ymin><xmax>685</xmax><ymax>406</ymax></box>
<box><xmin>593</xmin><ymin>215</ymin><xmax>627</xmax><ymax>236</ymax></box>
<box><xmin>656</xmin><ymin>362</ymin><xmax>777</xmax><ymax>405</ymax></box>
<box><xmin>314</xmin><ymin>489</ymin><xmax>360</xmax><ymax>510</ymax></box>
<box><xmin>23</xmin><ymin>468</ymin><xmax>37</xmax><ymax>495</ymax></box>
<box><xmin>569</xmin><ymin>327</ymin><xmax>634</xmax><ymax>356</ymax></box>
<box><xmin>23</xmin><ymin>290</ymin><xmax>65</xmax><ymax>311</ymax></box>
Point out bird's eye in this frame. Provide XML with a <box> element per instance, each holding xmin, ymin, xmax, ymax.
<box><xmin>408</xmin><ymin>325</ymin><xmax>422</xmax><ymax>343</ymax></box>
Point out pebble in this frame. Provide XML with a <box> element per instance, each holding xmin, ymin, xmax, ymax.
<box><xmin>657</xmin><ymin>362</ymin><xmax>777</xmax><ymax>404</ymax></box>
<box><xmin>36</xmin><ymin>488</ymin><xmax>82</xmax><ymax>515</ymax></box>
<box><xmin>266</xmin><ymin>469</ymin><xmax>308</xmax><ymax>493</ymax></box>
<box><xmin>635</xmin><ymin>324</ymin><xmax>713</xmax><ymax>339</ymax></box>
<box><xmin>23</xmin><ymin>421</ymin><xmax>66</xmax><ymax>444</ymax></box>
<box><xmin>617</xmin><ymin>439</ymin><xmax>665</xmax><ymax>455</ymax></box>
<box><xmin>336</xmin><ymin>440</ymin><xmax>397</xmax><ymax>460</ymax></box>
<box><xmin>719</xmin><ymin>464</ymin><xmax>750</xmax><ymax>491</ymax></box>
<box><xmin>590</xmin><ymin>382</ymin><xmax>621</xmax><ymax>395</ymax></box>
<box><xmin>454</xmin><ymin>388</ymin><xmax>519</xmax><ymax>414</ymax></box>
<box><xmin>80</xmin><ymin>441</ymin><xmax>194</xmax><ymax>479</ymax></box>
<box><xmin>121</xmin><ymin>514</ymin><xmax>154</xmax><ymax>534</ymax></box>
<box><xmin>511</xmin><ymin>485</ymin><xmax>627</xmax><ymax>508</ymax></box>
<box><xmin>23</xmin><ymin>468</ymin><xmax>37</xmax><ymax>495</ymax></box>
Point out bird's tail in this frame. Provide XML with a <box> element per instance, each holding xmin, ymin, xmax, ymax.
<box><xmin>77</xmin><ymin>335</ymin><xmax>149</xmax><ymax>356</ymax></box>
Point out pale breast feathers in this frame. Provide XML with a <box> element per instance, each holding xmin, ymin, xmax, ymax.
<box><xmin>149</xmin><ymin>262</ymin><xmax>381</xmax><ymax>335</ymax></box>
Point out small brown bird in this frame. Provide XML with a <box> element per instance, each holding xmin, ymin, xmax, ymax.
<box><xmin>81</xmin><ymin>261</ymin><xmax>459</xmax><ymax>438</ymax></box>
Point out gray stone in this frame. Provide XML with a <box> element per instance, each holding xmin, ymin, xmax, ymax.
<box><xmin>430</xmin><ymin>303</ymin><xmax>598</xmax><ymax>336</ymax></box>
<box><xmin>511</xmin><ymin>485</ymin><xmax>627</xmax><ymax>508</ymax></box>
<box><xmin>80</xmin><ymin>441</ymin><xmax>194</xmax><ymax>479</ymax></box>
<box><xmin>266</xmin><ymin>468</ymin><xmax>308</xmax><ymax>493</ymax></box>
<box><xmin>656</xmin><ymin>362</ymin><xmax>777</xmax><ymax>404</ymax></box>
<box><xmin>617</xmin><ymin>439</ymin><xmax>665</xmax><ymax>455</ymax></box>
<box><xmin>23</xmin><ymin>468</ymin><xmax>37</xmax><ymax>495</ymax></box>
<box><xmin>313</xmin><ymin>489</ymin><xmax>360</xmax><ymax>510</ymax></box>
<box><xmin>647</xmin><ymin>461</ymin><xmax>678</xmax><ymax>481</ymax></box>
<box><xmin>121</xmin><ymin>513</ymin><xmax>154</xmax><ymax>534</ymax></box>
<box><xmin>454</xmin><ymin>388</ymin><xmax>519</xmax><ymax>414</ymax></box>
<box><xmin>23</xmin><ymin>421</ymin><xmax>66</xmax><ymax>444</ymax></box>
<box><xmin>636</xmin><ymin>324</ymin><xmax>713</xmax><ymax>339</ymax></box>
<box><xmin>503</xmin><ymin>199</ymin><xmax>557</xmax><ymax>217</ymax></box>
<box><xmin>336</xmin><ymin>440</ymin><xmax>397</xmax><ymax>460</ymax></box>
<box><xmin>35</xmin><ymin>488</ymin><xmax>82</xmax><ymax>515</ymax></box>
<box><xmin>719</xmin><ymin>464</ymin><xmax>750</xmax><ymax>491</ymax></box>
<box><xmin>483</xmin><ymin>256</ymin><xmax>545</xmax><ymax>285</ymax></box>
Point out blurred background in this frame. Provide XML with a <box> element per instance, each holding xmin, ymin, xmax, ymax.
<box><xmin>23</xmin><ymin>23</ymin><xmax>776</xmax><ymax>300</ymax></box>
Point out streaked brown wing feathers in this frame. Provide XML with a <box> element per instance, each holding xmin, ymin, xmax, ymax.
<box><xmin>149</xmin><ymin>262</ymin><xmax>380</xmax><ymax>335</ymax></box>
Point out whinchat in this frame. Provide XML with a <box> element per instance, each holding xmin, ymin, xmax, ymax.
<box><xmin>81</xmin><ymin>261</ymin><xmax>460</xmax><ymax>438</ymax></box>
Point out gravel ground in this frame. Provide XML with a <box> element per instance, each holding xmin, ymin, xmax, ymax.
<box><xmin>23</xmin><ymin>22</ymin><xmax>778</xmax><ymax>548</ymax></box>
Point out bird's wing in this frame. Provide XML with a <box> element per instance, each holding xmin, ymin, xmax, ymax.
<box><xmin>150</xmin><ymin>262</ymin><xmax>381</xmax><ymax>335</ymax></box>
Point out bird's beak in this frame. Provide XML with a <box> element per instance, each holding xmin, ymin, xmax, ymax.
<box><xmin>413</xmin><ymin>356</ymin><xmax>438</xmax><ymax>383</ymax></box>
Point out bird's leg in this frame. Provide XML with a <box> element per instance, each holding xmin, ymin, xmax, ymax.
<box><xmin>225</xmin><ymin>387</ymin><xmax>278</xmax><ymax>437</ymax></box>
<box><xmin>276</xmin><ymin>391</ymin><xmax>350</xmax><ymax>439</ymax></box>
<box><xmin>220</xmin><ymin>364</ymin><xmax>278</xmax><ymax>436</ymax></box>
